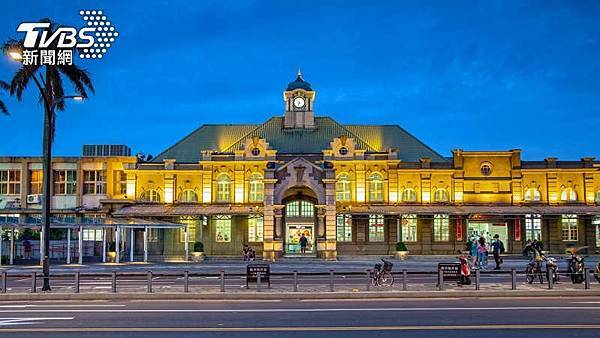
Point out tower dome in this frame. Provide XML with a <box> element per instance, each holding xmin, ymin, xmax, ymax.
<box><xmin>286</xmin><ymin>69</ymin><xmax>313</xmax><ymax>91</ymax></box>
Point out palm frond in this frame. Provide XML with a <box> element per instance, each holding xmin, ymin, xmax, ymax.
<box><xmin>57</xmin><ymin>64</ymin><xmax>95</xmax><ymax>97</ymax></box>
<box><xmin>0</xmin><ymin>80</ymin><xmax>9</xmax><ymax>91</ymax></box>
<box><xmin>0</xmin><ymin>100</ymin><xmax>8</xmax><ymax>115</ymax></box>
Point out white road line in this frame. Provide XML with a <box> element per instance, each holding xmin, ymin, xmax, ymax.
<box><xmin>0</xmin><ymin>304</ymin><xmax>126</xmax><ymax>308</ymax></box>
<box><xmin>0</xmin><ymin>306</ymin><xmax>599</xmax><ymax>314</ymax></box>
<box><xmin>0</xmin><ymin>317</ymin><xmax>74</xmax><ymax>326</ymax></box>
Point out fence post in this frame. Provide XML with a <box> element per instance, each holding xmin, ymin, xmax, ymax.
<box><xmin>74</xmin><ymin>271</ymin><xmax>80</xmax><ymax>293</ymax></box>
<box><xmin>1</xmin><ymin>271</ymin><xmax>6</xmax><ymax>293</ymax></box>
<box><xmin>293</xmin><ymin>270</ymin><xmax>298</xmax><ymax>292</ymax></box>
<box><xmin>184</xmin><ymin>271</ymin><xmax>189</xmax><ymax>293</ymax></box>
<box><xmin>220</xmin><ymin>271</ymin><xmax>225</xmax><ymax>293</ymax></box>
<box><xmin>511</xmin><ymin>268</ymin><xmax>516</xmax><ymax>290</ymax></box>
<box><xmin>438</xmin><ymin>268</ymin><xmax>443</xmax><ymax>291</ymax></box>
<box><xmin>547</xmin><ymin>266</ymin><xmax>553</xmax><ymax>289</ymax></box>
<box><xmin>585</xmin><ymin>269</ymin><xmax>591</xmax><ymax>290</ymax></box>
<box><xmin>31</xmin><ymin>271</ymin><xmax>36</xmax><ymax>293</ymax></box>
<box><xmin>402</xmin><ymin>269</ymin><xmax>408</xmax><ymax>291</ymax></box>
<box><xmin>111</xmin><ymin>270</ymin><xmax>117</xmax><ymax>293</ymax></box>
<box><xmin>366</xmin><ymin>269</ymin><xmax>371</xmax><ymax>291</ymax></box>
<box><xmin>147</xmin><ymin>271</ymin><xmax>153</xmax><ymax>293</ymax></box>
<box><xmin>475</xmin><ymin>269</ymin><xmax>480</xmax><ymax>291</ymax></box>
<box><xmin>329</xmin><ymin>270</ymin><xmax>334</xmax><ymax>292</ymax></box>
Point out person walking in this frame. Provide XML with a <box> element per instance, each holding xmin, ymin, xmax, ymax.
<box><xmin>469</xmin><ymin>237</ymin><xmax>478</xmax><ymax>267</ymax></box>
<box><xmin>477</xmin><ymin>236</ymin><xmax>488</xmax><ymax>269</ymax></box>
<box><xmin>23</xmin><ymin>238</ymin><xmax>32</xmax><ymax>260</ymax></box>
<box><xmin>491</xmin><ymin>234</ymin><xmax>505</xmax><ymax>270</ymax></box>
<box><xmin>299</xmin><ymin>234</ymin><xmax>308</xmax><ymax>254</ymax></box>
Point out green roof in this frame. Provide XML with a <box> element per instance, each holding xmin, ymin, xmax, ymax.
<box><xmin>154</xmin><ymin>116</ymin><xmax>446</xmax><ymax>162</ymax></box>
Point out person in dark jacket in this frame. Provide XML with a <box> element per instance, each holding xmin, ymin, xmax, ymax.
<box><xmin>491</xmin><ymin>234</ymin><xmax>505</xmax><ymax>270</ymax></box>
<box><xmin>299</xmin><ymin>234</ymin><xmax>308</xmax><ymax>254</ymax></box>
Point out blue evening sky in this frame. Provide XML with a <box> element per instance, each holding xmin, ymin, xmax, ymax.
<box><xmin>0</xmin><ymin>0</ymin><xmax>599</xmax><ymax>160</ymax></box>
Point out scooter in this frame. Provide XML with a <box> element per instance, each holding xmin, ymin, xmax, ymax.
<box><xmin>545</xmin><ymin>256</ymin><xmax>559</xmax><ymax>284</ymax></box>
<box><xmin>457</xmin><ymin>251</ymin><xmax>472</xmax><ymax>286</ymax></box>
<box><xmin>567</xmin><ymin>253</ymin><xmax>586</xmax><ymax>284</ymax></box>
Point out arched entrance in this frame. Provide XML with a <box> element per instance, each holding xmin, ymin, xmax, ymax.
<box><xmin>282</xmin><ymin>188</ymin><xmax>317</xmax><ymax>255</ymax></box>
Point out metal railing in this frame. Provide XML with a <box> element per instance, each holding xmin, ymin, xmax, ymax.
<box><xmin>0</xmin><ymin>268</ymin><xmax>597</xmax><ymax>294</ymax></box>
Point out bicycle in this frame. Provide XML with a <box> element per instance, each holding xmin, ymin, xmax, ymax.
<box><xmin>372</xmin><ymin>258</ymin><xmax>394</xmax><ymax>287</ymax></box>
<box><xmin>525</xmin><ymin>254</ymin><xmax>545</xmax><ymax>284</ymax></box>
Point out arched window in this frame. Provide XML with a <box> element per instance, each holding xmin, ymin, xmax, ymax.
<box><xmin>368</xmin><ymin>173</ymin><xmax>383</xmax><ymax>202</ymax></box>
<box><xmin>524</xmin><ymin>188</ymin><xmax>541</xmax><ymax>202</ymax></box>
<box><xmin>402</xmin><ymin>188</ymin><xmax>417</xmax><ymax>202</ymax></box>
<box><xmin>433</xmin><ymin>189</ymin><xmax>449</xmax><ymax>203</ymax></box>
<box><xmin>560</xmin><ymin>187</ymin><xmax>577</xmax><ymax>202</ymax></box>
<box><xmin>248</xmin><ymin>173</ymin><xmax>264</xmax><ymax>203</ymax></box>
<box><xmin>336</xmin><ymin>173</ymin><xmax>351</xmax><ymax>202</ymax></box>
<box><xmin>216</xmin><ymin>174</ymin><xmax>232</xmax><ymax>203</ymax></box>
<box><xmin>286</xmin><ymin>200</ymin><xmax>314</xmax><ymax>218</ymax></box>
<box><xmin>178</xmin><ymin>189</ymin><xmax>198</xmax><ymax>203</ymax></box>
<box><xmin>140</xmin><ymin>189</ymin><xmax>161</xmax><ymax>202</ymax></box>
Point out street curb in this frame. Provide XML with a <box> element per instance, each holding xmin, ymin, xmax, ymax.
<box><xmin>1</xmin><ymin>290</ymin><xmax>600</xmax><ymax>301</ymax></box>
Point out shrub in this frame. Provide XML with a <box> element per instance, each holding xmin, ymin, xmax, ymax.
<box><xmin>193</xmin><ymin>242</ymin><xmax>204</xmax><ymax>252</ymax></box>
<box><xmin>396</xmin><ymin>242</ymin><xmax>408</xmax><ymax>251</ymax></box>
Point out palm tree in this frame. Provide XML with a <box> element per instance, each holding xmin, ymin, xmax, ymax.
<box><xmin>3</xmin><ymin>19</ymin><xmax>94</xmax><ymax>291</ymax></box>
<box><xmin>0</xmin><ymin>80</ymin><xmax>9</xmax><ymax>114</ymax></box>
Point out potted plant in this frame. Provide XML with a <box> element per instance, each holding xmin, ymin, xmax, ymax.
<box><xmin>107</xmin><ymin>242</ymin><xmax>117</xmax><ymax>263</ymax></box>
<box><xmin>191</xmin><ymin>241</ymin><xmax>205</xmax><ymax>262</ymax></box>
<box><xmin>395</xmin><ymin>241</ymin><xmax>409</xmax><ymax>260</ymax></box>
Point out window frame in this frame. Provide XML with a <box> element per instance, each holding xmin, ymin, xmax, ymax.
<box><xmin>401</xmin><ymin>188</ymin><xmax>417</xmax><ymax>203</ymax></box>
<box><xmin>336</xmin><ymin>214</ymin><xmax>352</xmax><ymax>242</ymax></box>
<box><xmin>525</xmin><ymin>214</ymin><xmax>542</xmax><ymax>241</ymax></box>
<box><xmin>401</xmin><ymin>214</ymin><xmax>418</xmax><ymax>242</ymax></box>
<box><xmin>367</xmin><ymin>172</ymin><xmax>383</xmax><ymax>202</ymax></box>
<box><xmin>248</xmin><ymin>173</ymin><xmax>264</xmax><ymax>203</ymax></box>
<box><xmin>29</xmin><ymin>169</ymin><xmax>43</xmax><ymax>195</ymax></box>
<box><xmin>214</xmin><ymin>215</ymin><xmax>232</xmax><ymax>243</ymax></box>
<box><xmin>178</xmin><ymin>189</ymin><xmax>198</xmax><ymax>203</ymax></box>
<box><xmin>141</xmin><ymin>189</ymin><xmax>161</xmax><ymax>202</ymax></box>
<box><xmin>368</xmin><ymin>214</ymin><xmax>385</xmax><ymax>242</ymax></box>
<box><xmin>336</xmin><ymin>173</ymin><xmax>351</xmax><ymax>202</ymax></box>
<box><xmin>524</xmin><ymin>188</ymin><xmax>542</xmax><ymax>202</ymax></box>
<box><xmin>248</xmin><ymin>215</ymin><xmax>264</xmax><ymax>243</ymax></box>
<box><xmin>216</xmin><ymin>174</ymin><xmax>232</xmax><ymax>203</ymax></box>
<box><xmin>179</xmin><ymin>216</ymin><xmax>198</xmax><ymax>243</ymax></box>
<box><xmin>0</xmin><ymin>169</ymin><xmax>21</xmax><ymax>195</ymax></box>
<box><xmin>53</xmin><ymin>169</ymin><xmax>77</xmax><ymax>195</ymax></box>
<box><xmin>83</xmin><ymin>170</ymin><xmax>107</xmax><ymax>195</ymax></box>
<box><xmin>433</xmin><ymin>189</ymin><xmax>449</xmax><ymax>203</ymax></box>
<box><xmin>560</xmin><ymin>188</ymin><xmax>577</xmax><ymax>202</ymax></box>
<box><xmin>561</xmin><ymin>214</ymin><xmax>578</xmax><ymax>242</ymax></box>
<box><xmin>433</xmin><ymin>214</ymin><xmax>450</xmax><ymax>242</ymax></box>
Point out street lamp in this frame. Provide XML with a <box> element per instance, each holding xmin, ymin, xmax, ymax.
<box><xmin>7</xmin><ymin>48</ymin><xmax>84</xmax><ymax>291</ymax></box>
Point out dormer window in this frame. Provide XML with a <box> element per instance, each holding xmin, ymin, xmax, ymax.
<box><xmin>251</xmin><ymin>148</ymin><xmax>261</xmax><ymax>156</ymax></box>
<box><xmin>339</xmin><ymin>147</ymin><xmax>348</xmax><ymax>156</ymax></box>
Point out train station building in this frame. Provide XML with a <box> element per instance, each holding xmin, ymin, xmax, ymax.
<box><xmin>1</xmin><ymin>71</ymin><xmax>599</xmax><ymax>263</ymax></box>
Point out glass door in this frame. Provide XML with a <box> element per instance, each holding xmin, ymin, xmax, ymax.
<box><xmin>285</xmin><ymin>223</ymin><xmax>314</xmax><ymax>254</ymax></box>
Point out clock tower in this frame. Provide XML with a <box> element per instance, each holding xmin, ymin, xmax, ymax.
<box><xmin>283</xmin><ymin>69</ymin><xmax>315</xmax><ymax>129</ymax></box>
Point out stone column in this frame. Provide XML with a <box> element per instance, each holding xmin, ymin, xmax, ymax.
<box><xmin>316</xmin><ymin>206</ymin><xmax>326</xmax><ymax>239</ymax></box>
<box><xmin>274</xmin><ymin>206</ymin><xmax>284</xmax><ymax>240</ymax></box>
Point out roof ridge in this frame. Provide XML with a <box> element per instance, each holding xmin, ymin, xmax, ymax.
<box><xmin>321</xmin><ymin>117</ymin><xmax>378</xmax><ymax>152</ymax></box>
<box><xmin>221</xmin><ymin>116</ymin><xmax>281</xmax><ymax>153</ymax></box>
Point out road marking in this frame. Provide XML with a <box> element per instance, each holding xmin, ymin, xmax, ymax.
<box><xmin>0</xmin><ymin>324</ymin><xmax>600</xmax><ymax>332</ymax></box>
<box><xmin>0</xmin><ymin>306</ymin><xmax>600</xmax><ymax>314</ymax></box>
<box><xmin>0</xmin><ymin>304</ymin><xmax>125</xmax><ymax>308</ymax></box>
<box><xmin>570</xmin><ymin>301</ymin><xmax>600</xmax><ymax>304</ymax></box>
<box><xmin>300</xmin><ymin>298</ymin><xmax>462</xmax><ymax>302</ymax></box>
<box><xmin>0</xmin><ymin>317</ymin><xmax>74</xmax><ymax>326</ymax></box>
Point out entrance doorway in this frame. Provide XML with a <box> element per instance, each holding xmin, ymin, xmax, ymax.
<box><xmin>285</xmin><ymin>223</ymin><xmax>315</xmax><ymax>254</ymax></box>
<box><xmin>467</xmin><ymin>221</ymin><xmax>508</xmax><ymax>245</ymax></box>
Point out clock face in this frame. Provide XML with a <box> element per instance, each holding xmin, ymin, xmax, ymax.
<box><xmin>293</xmin><ymin>97</ymin><xmax>305</xmax><ymax>108</ymax></box>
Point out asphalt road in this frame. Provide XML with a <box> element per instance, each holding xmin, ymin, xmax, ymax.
<box><xmin>0</xmin><ymin>297</ymin><xmax>599</xmax><ymax>337</ymax></box>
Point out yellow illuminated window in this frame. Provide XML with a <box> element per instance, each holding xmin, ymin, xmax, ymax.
<box><xmin>114</xmin><ymin>171</ymin><xmax>127</xmax><ymax>195</ymax></box>
<box><xmin>29</xmin><ymin>170</ymin><xmax>43</xmax><ymax>195</ymax></box>
<box><xmin>83</xmin><ymin>170</ymin><xmax>106</xmax><ymax>195</ymax></box>
<box><xmin>216</xmin><ymin>174</ymin><xmax>232</xmax><ymax>203</ymax></box>
<box><xmin>433</xmin><ymin>189</ymin><xmax>448</xmax><ymax>203</ymax></box>
<box><xmin>560</xmin><ymin>188</ymin><xmax>577</xmax><ymax>202</ymax></box>
<box><xmin>336</xmin><ymin>173</ymin><xmax>351</xmax><ymax>202</ymax></box>
<box><xmin>178</xmin><ymin>189</ymin><xmax>198</xmax><ymax>203</ymax></box>
<box><xmin>368</xmin><ymin>215</ymin><xmax>385</xmax><ymax>242</ymax></box>
<box><xmin>433</xmin><ymin>214</ymin><xmax>449</xmax><ymax>242</ymax></box>
<box><xmin>525</xmin><ymin>214</ymin><xmax>542</xmax><ymax>241</ymax></box>
<box><xmin>179</xmin><ymin>216</ymin><xmax>198</xmax><ymax>243</ymax></box>
<box><xmin>336</xmin><ymin>214</ymin><xmax>352</xmax><ymax>242</ymax></box>
<box><xmin>561</xmin><ymin>214</ymin><xmax>578</xmax><ymax>241</ymax></box>
<box><xmin>140</xmin><ymin>189</ymin><xmax>161</xmax><ymax>202</ymax></box>
<box><xmin>595</xmin><ymin>191</ymin><xmax>600</xmax><ymax>203</ymax></box>
<box><xmin>402</xmin><ymin>214</ymin><xmax>417</xmax><ymax>242</ymax></box>
<box><xmin>248</xmin><ymin>173</ymin><xmax>264</xmax><ymax>203</ymax></box>
<box><xmin>248</xmin><ymin>216</ymin><xmax>263</xmax><ymax>242</ymax></box>
<box><xmin>368</xmin><ymin>173</ymin><xmax>383</xmax><ymax>202</ymax></box>
<box><xmin>215</xmin><ymin>215</ymin><xmax>231</xmax><ymax>242</ymax></box>
<box><xmin>402</xmin><ymin>188</ymin><xmax>417</xmax><ymax>202</ymax></box>
<box><xmin>524</xmin><ymin>188</ymin><xmax>541</xmax><ymax>202</ymax></box>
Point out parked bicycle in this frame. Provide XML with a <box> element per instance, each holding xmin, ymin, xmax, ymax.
<box><xmin>372</xmin><ymin>258</ymin><xmax>394</xmax><ymax>287</ymax></box>
<box><xmin>525</xmin><ymin>253</ymin><xmax>545</xmax><ymax>284</ymax></box>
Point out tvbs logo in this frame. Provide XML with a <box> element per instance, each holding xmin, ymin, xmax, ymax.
<box><xmin>16</xmin><ymin>10</ymin><xmax>119</xmax><ymax>66</ymax></box>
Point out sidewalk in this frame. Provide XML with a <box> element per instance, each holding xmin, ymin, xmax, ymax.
<box><xmin>1</xmin><ymin>255</ymin><xmax>598</xmax><ymax>273</ymax></box>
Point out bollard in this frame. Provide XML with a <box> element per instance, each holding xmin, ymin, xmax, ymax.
<box><xmin>547</xmin><ymin>267</ymin><xmax>553</xmax><ymax>289</ymax></box>
<box><xmin>74</xmin><ymin>272</ymin><xmax>80</xmax><ymax>293</ymax></box>
<box><xmin>31</xmin><ymin>271</ymin><xmax>36</xmax><ymax>293</ymax></box>
<box><xmin>438</xmin><ymin>269</ymin><xmax>443</xmax><ymax>291</ymax></box>
<box><xmin>402</xmin><ymin>269</ymin><xmax>408</xmax><ymax>291</ymax></box>
<box><xmin>111</xmin><ymin>271</ymin><xmax>117</xmax><ymax>293</ymax></box>
<box><xmin>329</xmin><ymin>270</ymin><xmax>334</xmax><ymax>292</ymax></box>
<box><xmin>293</xmin><ymin>270</ymin><xmax>298</xmax><ymax>292</ymax></box>
<box><xmin>585</xmin><ymin>269</ymin><xmax>591</xmax><ymax>290</ymax></box>
<box><xmin>475</xmin><ymin>269</ymin><xmax>480</xmax><ymax>290</ymax></box>
<box><xmin>183</xmin><ymin>271</ymin><xmax>189</xmax><ymax>293</ymax></box>
<box><xmin>1</xmin><ymin>271</ymin><xmax>6</xmax><ymax>293</ymax></box>
<box><xmin>511</xmin><ymin>268</ymin><xmax>517</xmax><ymax>290</ymax></box>
<box><xmin>366</xmin><ymin>269</ymin><xmax>371</xmax><ymax>291</ymax></box>
<box><xmin>147</xmin><ymin>271</ymin><xmax>153</xmax><ymax>293</ymax></box>
<box><xmin>220</xmin><ymin>271</ymin><xmax>225</xmax><ymax>293</ymax></box>
<box><xmin>257</xmin><ymin>272</ymin><xmax>262</xmax><ymax>292</ymax></box>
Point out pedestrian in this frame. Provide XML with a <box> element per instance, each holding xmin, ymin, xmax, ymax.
<box><xmin>299</xmin><ymin>233</ymin><xmax>308</xmax><ymax>254</ymax></box>
<box><xmin>477</xmin><ymin>236</ymin><xmax>488</xmax><ymax>269</ymax></box>
<box><xmin>23</xmin><ymin>238</ymin><xmax>32</xmax><ymax>260</ymax></box>
<box><xmin>469</xmin><ymin>237</ymin><xmax>478</xmax><ymax>267</ymax></box>
<box><xmin>491</xmin><ymin>234</ymin><xmax>505</xmax><ymax>270</ymax></box>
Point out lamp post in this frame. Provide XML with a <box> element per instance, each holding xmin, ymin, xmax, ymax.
<box><xmin>8</xmin><ymin>50</ymin><xmax>83</xmax><ymax>291</ymax></box>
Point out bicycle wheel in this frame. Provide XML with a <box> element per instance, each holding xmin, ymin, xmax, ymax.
<box><xmin>526</xmin><ymin>266</ymin><xmax>534</xmax><ymax>284</ymax></box>
<box><xmin>380</xmin><ymin>271</ymin><xmax>394</xmax><ymax>287</ymax></box>
<box><xmin>371</xmin><ymin>271</ymin><xmax>380</xmax><ymax>286</ymax></box>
